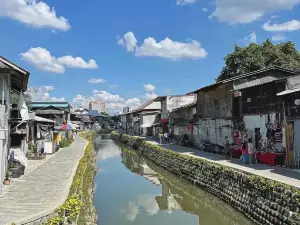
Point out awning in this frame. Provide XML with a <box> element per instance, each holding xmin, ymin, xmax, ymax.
<box><xmin>140</xmin><ymin>124</ymin><xmax>152</xmax><ymax>128</ymax></box>
<box><xmin>277</xmin><ymin>87</ymin><xmax>300</xmax><ymax>96</ymax></box>
<box><xmin>34</xmin><ymin>116</ymin><xmax>56</xmax><ymax>123</ymax></box>
<box><xmin>233</xmin><ymin>76</ymin><xmax>280</xmax><ymax>90</ymax></box>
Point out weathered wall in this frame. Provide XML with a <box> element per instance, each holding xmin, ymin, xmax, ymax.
<box><xmin>197</xmin><ymin>119</ymin><xmax>234</xmax><ymax>145</ymax></box>
<box><xmin>197</xmin><ymin>84</ymin><xmax>232</xmax><ymax>119</ymax></box>
<box><xmin>111</xmin><ymin>132</ymin><xmax>300</xmax><ymax>225</ymax></box>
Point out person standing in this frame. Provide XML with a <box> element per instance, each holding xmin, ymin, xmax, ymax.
<box><xmin>241</xmin><ymin>141</ymin><xmax>249</xmax><ymax>164</ymax></box>
<box><xmin>158</xmin><ymin>132</ymin><xmax>163</xmax><ymax>145</ymax></box>
<box><xmin>164</xmin><ymin>132</ymin><xmax>169</xmax><ymax>144</ymax></box>
<box><xmin>224</xmin><ymin>136</ymin><xmax>230</xmax><ymax>159</ymax></box>
<box><xmin>248</xmin><ymin>138</ymin><xmax>255</xmax><ymax>165</ymax></box>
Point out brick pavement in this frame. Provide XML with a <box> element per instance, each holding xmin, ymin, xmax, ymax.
<box><xmin>0</xmin><ymin>135</ymin><xmax>88</xmax><ymax>225</ymax></box>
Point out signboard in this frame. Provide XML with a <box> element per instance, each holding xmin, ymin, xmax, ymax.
<box><xmin>233</xmin><ymin>91</ymin><xmax>242</xmax><ymax>97</ymax></box>
<box><xmin>295</xmin><ymin>99</ymin><xmax>300</xmax><ymax>106</ymax></box>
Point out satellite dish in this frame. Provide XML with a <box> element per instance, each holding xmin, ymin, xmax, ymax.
<box><xmin>295</xmin><ymin>99</ymin><xmax>300</xmax><ymax>106</ymax></box>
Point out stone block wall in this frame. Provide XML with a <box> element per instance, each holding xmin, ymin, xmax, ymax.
<box><xmin>111</xmin><ymin>132</ymin><xmax>300</xmax><ymax>225</ymax></box>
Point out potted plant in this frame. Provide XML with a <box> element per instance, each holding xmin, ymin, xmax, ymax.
<box><xmin>3</xmin><ymin>167</ymin><xmax>11</xmax><ymax>185</ymax></box>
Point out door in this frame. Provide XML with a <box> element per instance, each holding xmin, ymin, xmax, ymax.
<box><xmin>293</xmin><ymin>120</ymin><xmax>300</xmax><ymax>168</ymax></box>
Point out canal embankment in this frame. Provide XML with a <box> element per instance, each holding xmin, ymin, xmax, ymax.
<box><xmin>111</xmin><ymin>132</ymin><xmax>300</xmax><ymax>225</ymax></box>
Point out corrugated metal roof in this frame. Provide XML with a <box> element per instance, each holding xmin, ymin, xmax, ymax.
<box><xmin>35</xmin><ymin>110</ymin><xmax>64</xmax><ymax>115</ymax></box>
<box><xmin>172</xmin><ymin>102</ymin><xmax>196</xmax><ymax>112</ymax></box>
<box><xmin>31</xmin><ymin>103</ymin><xmax>70</xmax><ymax>108</ymax></box>
<box><xmin>34</xmin><ymin>116</ymin><xmax>56</xmax><ymax>123</ymax></box>
<box><xmin>277</xmin><ymin>87</ymin><xmax>300</xmax><ymax>96</ymax></box>
<box><xmin>233</xmin><ymin>76</ymin><xmax>280</xmax><ymax>90</ymax></box>
<box><xmin>87</xmin><ymin>110</ymin><xmax>100</xmax><ymax>117</ymax></box>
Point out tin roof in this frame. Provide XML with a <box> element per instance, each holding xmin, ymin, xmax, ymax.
<box><xmin>31</xmin><ymin>102</ymin><xmax>70</xmax><ymax>109</ymax></box>
<box><xmin>189</xmin><ymin>66</ymin><xmax>299</xmax><ymax>94</ymax></box>
<box><xmin>233</xmin><ymin>76</ymin><xmax>281</xmax><ymax>91</ymax></box>
<box><xmin>277</xmin><ymin>87</ymin><xmax>300</xmax><ymax>96</ymax></box>
<box><xmin>0</xmin><ymin>56</ymin><xmax>30</xmax><ymax>91</ymax></box>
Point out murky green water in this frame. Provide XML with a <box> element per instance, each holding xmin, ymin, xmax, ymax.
<box><xmin>93</xmin><ymin>136</ymin><xmax>255</xmax><ymax>225</ymax></box>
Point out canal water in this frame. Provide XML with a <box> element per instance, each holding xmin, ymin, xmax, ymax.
<box><xmin>93</xmin><ymin>136</ymin><xmax>255</xmax><ymax>225</ymax></box>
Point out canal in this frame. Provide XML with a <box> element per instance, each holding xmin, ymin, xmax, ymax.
<box><xmin>93</xmin><ymin>136</ymin><xmax>255</xmax><ymax>225</ymax></box>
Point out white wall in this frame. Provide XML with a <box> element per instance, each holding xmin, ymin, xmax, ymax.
<box><xmin>144</xmin><ymin>101</ymin><xmax>161</xmax><ymax>110</ymax></box>
<box><xmin>141</xmin><ymin>114</ymin><xmax>157</xmax><ymax>126</ymax></box>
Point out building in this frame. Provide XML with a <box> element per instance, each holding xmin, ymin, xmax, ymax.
<box><xmin>135</xmin><ymin>99</ymin><xmax>161</xmax><ymax>136</ymax></box>
<box><xmin>154</xmin><ymin>95</ymin><xmax>197</xmax><ymax>133</ymax></box>
<box><xmin>169</xmin><ymin>102</ymin><xmax>197</xmax><ymax>141</ymax></box>
<box><xmin>89</xmin><ymin>101</ymin><xmax>106</xmax><ymax>113</ymax></box>
<box><xmin>30</xmin><ymin>102</ymin><xmax>72</xmax><ymax>125</ymax></box>
<box><xmin>0</xmin><ymin>56</ymin><xmax>30</xmax><ymax>193</ymax></box>
<box><xmin>190</xmin><ymin>67</ymin><xmax>299</xmax><ymax>166</ymax></box>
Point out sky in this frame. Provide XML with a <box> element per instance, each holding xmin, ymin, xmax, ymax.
<box><xmin>0</xmin><ymin>0</ymin><xmax>300</xmax><ymax>114</ymax></box>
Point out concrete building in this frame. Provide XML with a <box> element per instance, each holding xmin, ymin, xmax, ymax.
<box><xmin>89</xmin><ymin>101</ymin><xmax>106</xmax><ymax>113</ymax></box>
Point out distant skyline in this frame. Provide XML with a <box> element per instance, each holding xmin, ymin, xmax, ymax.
<box><xmin>1</xmin><ymin>0</ymin><xmax>300</xmax><ymax>113</ymax></box>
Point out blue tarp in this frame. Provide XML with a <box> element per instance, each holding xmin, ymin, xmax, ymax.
<box><xmin>87</xmin><ymin>110</ymin><xmax>100</xmax><ymax>117</ymax></box>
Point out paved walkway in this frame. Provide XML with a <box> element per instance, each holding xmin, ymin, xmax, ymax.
<box><xmin>0</xmin><ymin>135</ymin><xmax>88</xmax><ymax>225</ymax></box>
<box><xmin>141</xmin><ymin>136</ymin><xmax>300</xmax><ymax>188</ymax></box>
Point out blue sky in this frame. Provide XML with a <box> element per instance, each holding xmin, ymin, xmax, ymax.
<box><xmin>0</xmin><ymin>0</ymin><xmax>300</xmax><ymax>113</ymax></box>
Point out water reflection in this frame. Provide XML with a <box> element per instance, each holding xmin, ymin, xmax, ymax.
<box><xmin>94</xmin><ymin>136</ymin><xmax>254</xmax><ymax>225</ymax></box>
<box><xmin>94</xmin><ymin>136</ymin><xmax>121</xmax><ymax>161</ymax></box>
<box><xmin>120</xmin><ymin>148</ymin><xmax>254</xmax><ymax>225</ymax></box>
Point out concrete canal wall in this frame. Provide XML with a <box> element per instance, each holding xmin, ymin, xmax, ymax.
<box><xmin>111</xmin><ymin>132</ymin><xmax>300</xmax><ymax>225</ymax></box>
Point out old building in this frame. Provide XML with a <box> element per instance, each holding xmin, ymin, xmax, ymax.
<box><xmin>135</xmin><ymin>99</ymin><xmax>161</xmax><ymax>136</ymax></box>
<box><xmin>191</xmin><ymin>67</ymin><xmax>299</xmax><ymax>166</ymax></box>
<box><xmin>169</xmin><ymin>102</ymin><xmax>197</xmax><ymax>141</ymax></box>
<box><xmin>277</xmin><ymin>75</ymin><xmax>300</xmax><ymax>168</ymax></box>
<box><xmin>0</xmin><ymin>56</ymin><xmax>30</xmax><ymax>192</ymax></box>
<box><xmin>154</xmin><ymin>95</ymin><xmax>196</xmax><ymax>133</ymax></box>
<box><xmin>30</xmin><ymin>102</ymin><xmax>72</xmax><ymax>125</ymax></box>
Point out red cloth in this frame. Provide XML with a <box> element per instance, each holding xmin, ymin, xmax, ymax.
<box><xmin>231</xmin><ymin>147</ymin><xmax>242</xmax><ymax>158</ymax></box>
<box><xmin>255</xmin><ymin>152</ymin><xmax>285</xmax><ymax>166</ymax></box>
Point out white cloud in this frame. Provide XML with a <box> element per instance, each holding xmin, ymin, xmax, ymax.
<box><xmin>0</xmin><ymin>0</ymin><xmax>70</xmax><ymax>31</ymax></box>
<box><xmin>202</xmin><ymin>8</ymin><xmax>208</xmax><ymax>12</ymax></box>
<box><xmin>144</xmin><ymin>84</ymin><xmax>155</xmax><ymax>92</ymax></box>
<box><xmin>26</xmin><ymin>86</ymin><xmax>65</xmax><ymax>102</ymax></box>
<box><xmin>121</xmin><ymin>202</ymin><xmax>139</xmax><ymax>222</ymax></box>
<box><xmin>96</xmin><ymin>143</ymin><xmax>121</xmax><ymax>160</ymax></box>
<box><xmin>249</xmin><ymin>32</ymin><xmax>257</xmax><ymax>43</ymax></box>
<box><xmin>272</xmin><ymin>33</ymin><xmax>287</xmax><ymax>41</ymax></box>
<box><xmin>88</xmin><ymin>78</ymin><xmax>106</xmax><ymax>84</ymax></box>
<box><xmin>118</xmin><ymin>32</ymin><xmax>137</xmax><ymax>52</ymax></box>
<box><xmin>145</xmin><ymin>93</ymin><xmax>158</xmax><ymax>100</ymax></box>
<box><xmin>72</xmin><ymin>90</ymin><xmax>142</xmax><ymax>114</ymax></box>
<box><xmin>121</xmin><ymin>195</ymin><xmax>159</xmax><ymax>222</ymax></box>
<box><xmin>21</xmin><ymin>47</ymin><xmax>98</xmax><ymax>73</ymax></box>
<box><xmin>263</xmin><ymin>20</ymin><xmax>300</xmax><ymax>32</ymax></box>
<box><xmin>109</xmin><ymin>84</ymin><xmax>119</xmax><ymax>88</ymax></box>
<box><xmin>210</xmin><ymin>0</ymin><xmax>300</xmax><ymax>24</ymax></box>
<box><xmin>176</xmin><ymin>0</ymin><xmax>198</xmax><ymax>5</ymax></box>
<box><xmin>118</xmin><ymin>32</ymin><xmax>207</xmax><ymax>60</ymax></box>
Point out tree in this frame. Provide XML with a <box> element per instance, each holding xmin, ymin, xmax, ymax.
<box><xmin>217</xmin><ymin>40</ymin><xmax>300</xmax><ymax>81</ymax></box>
<box><xmin>101</xmin><ymin>111</ymin><xmax>110</xmax><ymax>116</ymax></box>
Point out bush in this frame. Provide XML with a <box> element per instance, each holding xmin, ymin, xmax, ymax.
<box><xmin>46</xmin><ymin>131</ymin><xmax>97</xmax><ymax>225</ymax></box>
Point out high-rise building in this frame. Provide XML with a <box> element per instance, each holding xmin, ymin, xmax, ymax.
<box><xmin>89</xmin><ymin>101</ymin><xmax>106</xmax><ymax>113</ymax></box>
